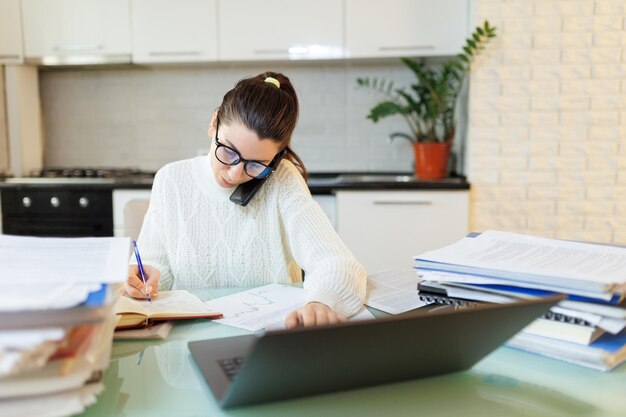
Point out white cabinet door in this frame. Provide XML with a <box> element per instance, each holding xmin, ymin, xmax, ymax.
<box><xmin>336</xmin><ymin>190</ymin><xmax>468</xmax><ymax>273</ymax></box>
<box><xmin>312</xmin><ymin>194</ymin><xmax>336</xmax><ymax>229</ymax></box>
<box><xmin>131</xmin><ymin>0</ymin><xmax>218</xmax><ymax>63</ymax></box>
<box><xmin>219</xmin><ymin>0</ymin><xmax>343</xmax><ymax>61</ymax></box>
<box><xmin>345</xmin><ymin>0</ymin><xmax>468</xmax><ymax>58</ymax></box>
<box><xmin>0</xmin><ymin>0</ymin><xmax>23</xmax><ymax>63</ymax></box>
<box><xmin>21</xmin><ymin>0</ymin><xmax>131</xmax><ymax>63</ymax></box>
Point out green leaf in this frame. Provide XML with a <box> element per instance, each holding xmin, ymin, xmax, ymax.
<box><xmin>367</xmin><ymin>101</ymin><xmax>409</xmax><ymax>123</ymax></box>
<box><xmin>357</xmin><ymin>20</ymin><xmax>496</xmax><ymax>143</ymax></box>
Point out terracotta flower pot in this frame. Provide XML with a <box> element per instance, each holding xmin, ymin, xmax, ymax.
<box><xmin>412</xmin><ymin>142</ymin><xmax>451</xmax><ymax>180</ymax></box>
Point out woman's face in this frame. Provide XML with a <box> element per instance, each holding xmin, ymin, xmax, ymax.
<box><xmin>208</xmin><ymin>119</ymin><xmax>281</xmax><ymax>188</ymax></box>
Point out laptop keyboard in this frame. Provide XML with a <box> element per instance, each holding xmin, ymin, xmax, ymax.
<box><xmin>218</xmin><ymin>357</ymin><xmax>245</xmax><ymax>381</ymax></box>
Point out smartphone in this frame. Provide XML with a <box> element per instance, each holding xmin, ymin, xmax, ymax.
<box><xmin>229</xmin><ymin>151</ymin><xmax>285</xmax><ymax>207</ymax></box>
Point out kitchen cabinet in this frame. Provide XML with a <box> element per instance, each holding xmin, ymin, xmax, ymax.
<box><xmin>219</xmin><ymin>0</ymin><xmax>343</xmax><ymax>61</ymax></box>
<box><xmin>21</xmin><ymin>0</ymin><xmax>131</xmax><ymax>64</ymax></box>
<box><xmin>312</xmin><ymin>194</ymin><xmax>336</xmax><ymax>229</ymax></box>
<box><xmin>131</xmin><ymin>0</ymin><xmax>218</xmax><ymax>63</ymax></box>
<box><xmin>0</xmin><ymin>0</ymin><xmax>23</xmax><ymax>63</ymax></box>
<box><xmin>345</xmin><ymin>0</ymin><xmax>468</xmax><ymax>58</ymax></box>
<box><xmin>336</xmin><ymin>190</ymin><xmax>468</xmax><ymax>272</ymax></box>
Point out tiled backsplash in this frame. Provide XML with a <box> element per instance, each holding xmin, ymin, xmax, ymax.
<box><xmin>469</xmin><ymin>0</ymin><xmax>626</xmax><ymax>244</ymax></box>
<box><xmin>40</xmin><ymin>61</ymin><xmax>464</xmax><ymax>173</ymax></box>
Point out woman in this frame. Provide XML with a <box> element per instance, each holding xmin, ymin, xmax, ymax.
<box><xmin>125</xmin><ymin>72</ymin><xmax>366</xmax><ymax>328</ymax></box>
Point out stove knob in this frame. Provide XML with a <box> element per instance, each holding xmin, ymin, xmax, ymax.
<box><xmin>79</xmin><ymin>197</ymin><xmax>89</xmax><ymax>208</ymax></box>
<box><xmin>50</xmin><ymin>196</ymin><xmax>60</xmax><ymax>208</ymax></box>
<box><xmin>22</xmin><ymin>197</ymin><xmax>32</xmax><ymax>208</ymax></box>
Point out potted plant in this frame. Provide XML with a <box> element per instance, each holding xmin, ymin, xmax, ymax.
<box><xmin>357</xmin><ymin>21</ymin><xmax>497</xmax><ymax>179</ymax></box>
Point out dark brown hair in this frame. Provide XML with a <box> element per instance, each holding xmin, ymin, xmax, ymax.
<box><xmin>216</xmin><ymin>71</ymin><xmax>308</xmax><ymax>179</ymax></box>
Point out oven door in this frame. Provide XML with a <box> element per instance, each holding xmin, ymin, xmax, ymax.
<box><xmin>1</xmin><ymin>188</ymin><xmax>113</xmax><ymax>237</ymax></box>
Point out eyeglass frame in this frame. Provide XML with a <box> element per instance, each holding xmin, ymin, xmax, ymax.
<box><xmin>213</xmin><ymin>118</ymin><xmax>284</xmax><ymax>179</ymax></box>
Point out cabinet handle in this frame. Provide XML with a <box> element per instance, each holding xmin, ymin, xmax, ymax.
<box><xmin>0</xmin><ymin>54</ymin><xmax>20</xmax><ymax>59</ymax></box>
<box><xmin>379</xmin><ymin>45</ymin><xmax>434</xmax><ymax>51</ymax></box>
<box><xmin>373</xmin><ymin>201</ymin><xmax>433</xmax><ymax>205</ymax></box>
<box><xmin>148</xmin><ymin>51</ymin><xmax>201</xmax><ymax>56</ymax></box>
<box><xmin>254</xmin><ymin>49</ymin><xmax>290</xmax><ymax>55</ymax></box>
<box><xmin>50</xmin><ymin>197</ymin><xmax>60</xmax><ymax>208</ymax></box>
<box><xmin>54</xmin><ymin>44</ymin><xmax>104</xmax><ymax>52</ymax></box>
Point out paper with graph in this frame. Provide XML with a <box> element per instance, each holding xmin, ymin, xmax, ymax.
<box><xmin>207</xmin><ymin>284</ymin><xmax>374</xmax><ymax>332</ymax></box>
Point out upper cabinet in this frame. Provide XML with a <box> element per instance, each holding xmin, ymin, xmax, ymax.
<box><xmin>345</xmin><ymin>0</ymin><xmax>468</xmax><ymax>58</ymax></box>
<box><xmin>131</xmin><ymin>0</ymin><xmax>218</xmax><ymax>63</ymax></box>
<box><xmin>21</xmin><ymin>0</ymin><xmax>131</xmax><ymax>64</ymax></box>
<box><xmin>14</xmin><ymin>0</ymin><xmax>471</xmax><ymax>66</ymax></box>
<box><xmin>219</xmin><ymin>0</ymin><xmax>343</xmax><ymax>61</ymax></box>
<box><xmin>0</xmin><ymin>0</ymin><xmax>24</xmax><ymax>63</ymax></box>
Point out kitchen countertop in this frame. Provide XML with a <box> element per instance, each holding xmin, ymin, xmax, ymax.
<box><xmin>0</xmin><ymin>173</ymin><xmax>470</xmax><ymax>193</ymax></box>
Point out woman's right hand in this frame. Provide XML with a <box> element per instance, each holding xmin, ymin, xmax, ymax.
<box><xmin>125</xmin><ymin>264</ymin><xmax>160</xmax><ymax>299</ymax></box>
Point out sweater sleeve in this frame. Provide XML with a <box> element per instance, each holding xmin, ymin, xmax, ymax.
<box><xmin>130</xmin><ymin>168</ymin><xmax>175</xmax><ymax>291</ymax></box>
<box><xmin>277</xmin><ymin>164</ymin><xmax>367</xmax><ymax>318</ymax></box>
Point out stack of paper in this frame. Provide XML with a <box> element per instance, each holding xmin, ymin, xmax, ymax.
<box><xmin>413</xmin><ymin>230</ymin><xmax>626</xmax><ymax>371</ymax></box>
<box><xmin>0</xmin><ymin>235</ymin><xmax>129</xmax><ymax>417</ymax></box>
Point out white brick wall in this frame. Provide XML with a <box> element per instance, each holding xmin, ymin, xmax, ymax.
<box><xmin>470</xmin><ymin>0</ymin><xmax>626</xmax><ymax>244</ymax></box>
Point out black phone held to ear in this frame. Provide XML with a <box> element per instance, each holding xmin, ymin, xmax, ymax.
<box><xmin>229</xmin><ymin>177</ymin><xmax>270</xmax><ymax>206</ymax></box>
<box><xmin>229</xmin><ymin>150</ymin><xmax>286</xmax><ymax>206</ymax></box>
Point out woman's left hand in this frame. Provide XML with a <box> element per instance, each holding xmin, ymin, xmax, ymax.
<box><xmin>284</xmin><ymin>302</ymin><xmax>347</xmax><ymax>329</ymax></box>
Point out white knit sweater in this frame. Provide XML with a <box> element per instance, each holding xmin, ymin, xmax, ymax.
<box><xmin>133</xmin><ymin>155</ymin><xmax>367</xmax><ymax>317</ymax></box>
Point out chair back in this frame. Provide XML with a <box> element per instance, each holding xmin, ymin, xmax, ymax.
<box><xmin>123</xmin><ymin>198</ymin><xmax>150</xmax><ymax>243</ymax></box>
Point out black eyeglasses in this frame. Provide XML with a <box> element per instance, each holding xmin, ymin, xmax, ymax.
<box><xmin>214</xmin><ymin>119</ymin><xmax>277</xmax><ymax>179</ymax></box>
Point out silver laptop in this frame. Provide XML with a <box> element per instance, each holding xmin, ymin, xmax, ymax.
<box><xmin>188</xmin><ymin>296</ymin><xmax>561</xmax><ymax>408</ymax></box>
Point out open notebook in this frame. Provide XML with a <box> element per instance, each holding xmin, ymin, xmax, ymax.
<box><xmin>115</xmin><ymin>290</ymin><xmax>222</xmax><ymax>329</ymax></box>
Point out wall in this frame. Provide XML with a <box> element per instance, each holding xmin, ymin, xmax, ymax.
<box><xmin>469</xmin><ymin>0</ymin><xmax>626</xmax><ymax>244</ymax></box>
<box><xmin>39</xmin><ymin>61</ymin><xmax>454</xmax><ymax>174</ymax></box>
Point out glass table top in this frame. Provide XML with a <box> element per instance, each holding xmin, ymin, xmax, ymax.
<box><xmin>80</xmin><ymin>289</ymin><xmax>626</xmax><ymax>417</ymax></box>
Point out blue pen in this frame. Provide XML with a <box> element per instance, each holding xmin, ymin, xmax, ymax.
<box><xmin>132</xmin><ymin>240</ymin><xmax>151</xmax><ymax>302</ymax></box>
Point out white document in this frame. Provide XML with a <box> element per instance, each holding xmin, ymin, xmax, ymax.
<box><xmin>264</xmin><ymin>307</ymin><xmax>376</xmax><ymax>332</ymax></box>
<box><xmin>0</xmin><ymin>328</ymin><xmax>65</xmax><ymax>350</ymax></box>
<box><xmin>0</xmin><ymin>283</ymin><xmax>100</xmax><ymax>312</ymax></box>
<box><xmin>560</xmin><ymin>300</ymin><xmax>626</xmax><ymax>319</ymax></box>
<box><xmin>550</xmin><ymin>306</ymin><xmax>626</xmax><ymax>335</ymax></box>
<box><xmin>0</xmin><ymin>235</ymin><xmax>130</xmax><ymax>284</ymax></box>
<box><xmin>0</xmin><ymin>382</ymin><xmax>102</xmax><ymax>417</ymax></box>
<box><xmin>366</xmin><ymin>270</ymin><xmax>431</xmax><ymax>314</ymax></box>
<box><xmin>415</xmin><ymin>230</ymin><xmax>626</xmax><ymax>291</ymax></box>
<box><xmin>209</xmin><ymin>284</ymin><xmax>376</xmax><ymax>332</ymax></box>
<box><xmin>418</xmin><ymin>270</ymin><xmax>615</xmax><ymax>301</ymax></box>
<box><xmin>209</xmin><ymin>284</ymin><xmax>307</xmax><ymax>332</ymax></box>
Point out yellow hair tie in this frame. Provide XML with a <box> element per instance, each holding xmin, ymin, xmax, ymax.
<box><xmin>264</xmin><ymin>77</ymin><xmax>280</xmax><ymax>88</ymax></box>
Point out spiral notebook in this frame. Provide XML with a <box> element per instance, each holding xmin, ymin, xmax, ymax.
<box><xmin>417</xmin><ymin>284</ymin><xmax>603</xmax><ymax>345</ymax></box>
